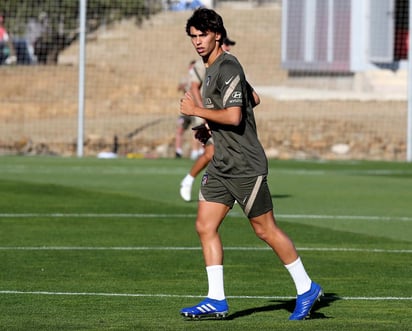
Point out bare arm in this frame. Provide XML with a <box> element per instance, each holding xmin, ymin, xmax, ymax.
<box><xmin>180</xmin><ymin>92</ymin><xmax>242</xmax><ymax>126</ymax></box>
<box><xmin>252</xmin><ymin>89</ymin><xmax>260</xmax><ymax>107</ymax></box>
<box><xmin>247</xmin><ymin>81</ymin><xmax>260</xmax><ymax>107</ymax></box>
<box><xmin>190</xmin><ymin>81</ymin><xmax>203</xmax><ymax>107</ymax></box>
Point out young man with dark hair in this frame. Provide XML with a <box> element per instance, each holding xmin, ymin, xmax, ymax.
<box><xmin>179</xmin><ymin>8</ymin><xmax>323</xmax><ymax>321</ymax></box>
<box><xmin>179</xmin><ymin>36</ymin><xmax>236</xmax><ymax>201</ymax></box>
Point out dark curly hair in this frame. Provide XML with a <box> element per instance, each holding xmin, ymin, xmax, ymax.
<box><xmin>185</xmin><ymin>8</ymin><xmax>227</xmax><ymax>45</ymax></box>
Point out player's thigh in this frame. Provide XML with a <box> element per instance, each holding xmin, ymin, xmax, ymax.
<box><xmin>196</xmin><ymin>200</ymin><xmax>231</xmax><ymax>233</ymax></box>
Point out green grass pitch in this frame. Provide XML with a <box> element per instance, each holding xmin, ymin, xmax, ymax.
<box><xmin>0</xmin><ymin>156</ymin><xmax>411</xmax><ymax>330</ymax></box>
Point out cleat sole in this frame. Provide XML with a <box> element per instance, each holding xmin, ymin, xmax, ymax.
<box><xmin>181</xmin><ymin>311</ymin><xmax>228</xmax><ymax>320</ymax></box>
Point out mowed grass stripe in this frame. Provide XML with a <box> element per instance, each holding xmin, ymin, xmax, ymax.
<box><xmin>1</xmin><ymin>213</ymin><xmax>412</xmax><ymax>222</ymax></box>
<box><xmin>0</xmin><ymin>246</ymin><xmax>411</xmax><ymax>253</ymax></box>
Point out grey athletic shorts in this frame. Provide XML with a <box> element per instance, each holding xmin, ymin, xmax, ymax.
<box><xmin>199</xmin><ymin>172</ymin><xmax>273</xmax><ymax>218</ymax></box>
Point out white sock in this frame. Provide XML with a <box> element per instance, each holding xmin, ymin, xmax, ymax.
<box><xmin>181</xmin><ymin>174</ymin><xmax>194</xmax><ymax>186</ymax></box>
<box><xmin>206</xmin><ymin>265</ymin><xmax>225</xmax><ymax>300</ymax></box>
<box><xmin>284</xmin><ymin>257</ymin><xmax>312</xmax><ymax>295</ymax></box>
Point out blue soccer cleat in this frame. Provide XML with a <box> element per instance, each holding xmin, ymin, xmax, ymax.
<box><xmin>289</xmin><ymin>282</ymin><xmax>323</xmax><ymax>320</ymax></box>
<box><xmin>180</xmin><ymin>297</ymin><xmax>229</xmax><ymax>319</ymax></box>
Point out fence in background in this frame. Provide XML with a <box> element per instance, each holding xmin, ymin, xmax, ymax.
<box><xmin>0</xmin><ymin>0</ymin><xmax>410</xmax><ymax>161</ymax></box>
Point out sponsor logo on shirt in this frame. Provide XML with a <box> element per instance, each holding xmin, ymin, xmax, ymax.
<box><xmin>225</xmin><ymin>76</ymin><xmax>234</xmax><ymax>85</ymax></box>
<box><xmin>204</xmin><ymin>98</ymin><xmax>214</xmax><ymax>108</ymax></box>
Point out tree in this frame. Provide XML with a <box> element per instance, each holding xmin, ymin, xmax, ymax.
<box><xmin>0</xmin><ymin>0</ymin><xmax>163</xmax><ymax>64</ymax></box>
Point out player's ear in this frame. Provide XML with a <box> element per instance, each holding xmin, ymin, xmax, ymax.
<box><xmin>215</xmin><ymin>32</ymin><xmax>222</xmax><ymax>43</ymax></box>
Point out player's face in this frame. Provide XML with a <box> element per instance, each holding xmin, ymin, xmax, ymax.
<box><xmin>189</xmin><ymin>27</ymin><xmax>220</xmax><ymax>57</ymax></box>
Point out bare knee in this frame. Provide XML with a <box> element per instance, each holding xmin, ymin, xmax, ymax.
<box><xmin>195</xmin><ymin>218</ymin><xmax>216</xmax><ymax>237</ymax></box>
<box><xmin>253</xmin><ymin>225</ymin><xmax>271</xmax><ymax>242</ymax></box>
<box><xmin>249</xmin><ymin>213</ymin><xmax>279</xmax><ymax>243</ymax></box>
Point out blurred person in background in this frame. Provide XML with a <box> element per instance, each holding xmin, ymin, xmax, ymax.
<box><xmin>175</xmin><ymin>59</ymin><xmax>205</xmax><ymax>159</ymax></box>
<box><xmin>25</xmin><ymin>12</ymin><xmax>49</xmax><ymax>63</ymax></box>
<box><xmin>0</xmin><ymin>11</ymin><xmax>16</xmax><ymax>65</ymax></box>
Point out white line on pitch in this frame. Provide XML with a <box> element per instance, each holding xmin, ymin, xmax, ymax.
<box><xmin>0</xmin><ymin>290</ymin><xmax>411</xmax><ymax>301</ymax></box>
<box><xmin>0</xmin><ymin>246</ymin><xmax>410</xmax><ymax>253</ymax></box>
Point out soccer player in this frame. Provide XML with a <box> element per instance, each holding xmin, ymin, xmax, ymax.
<box><xmin>179</xmin><ymin>37</ymin><xmax>237</xmax><ymax>201</ymax></box>
<box><xmin>179</xmin><ymin>8</ymin><xmax>323</xmax><ymax>321</ymax></box>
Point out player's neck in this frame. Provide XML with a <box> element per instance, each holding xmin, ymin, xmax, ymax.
<box><xmin>204</xmin><ymin>46</ymin><xmax>223</xmax><ymax>68</ymax></box>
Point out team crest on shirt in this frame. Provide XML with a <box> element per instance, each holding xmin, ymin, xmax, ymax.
<box><xmin>201</xmin><ymin>173</ymin><xmax>209</xmax><ymax>186</ymax></box>
<box><xmin>206</xmin><ymin>75</ymin><xmax>211</xmax><ymax>86</ymax></box>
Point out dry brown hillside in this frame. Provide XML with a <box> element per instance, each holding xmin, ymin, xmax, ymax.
<box><xmin>0</xmin><ymin>5</ymin><xmax>406</xmax><ymax>160</ymax></box>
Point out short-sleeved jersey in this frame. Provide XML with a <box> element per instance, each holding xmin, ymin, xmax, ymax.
<box><xmin>203</xmin><ymin>52</ymin><xmax>267</xmax><ymax>178</ymax></box>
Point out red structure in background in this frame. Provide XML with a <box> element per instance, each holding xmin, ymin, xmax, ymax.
<box><xmin>395</xmin><ymin>29</ymin><xmax>408</xmax><ymax>60</ymax></box>
<box><xmin>394</xmin><ymin>0</ymin><xmax>409</xmax><ymax>60</ymax></box>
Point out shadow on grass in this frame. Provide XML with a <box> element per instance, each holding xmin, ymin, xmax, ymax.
<box><xmin>225</xmin><ymin>292</ymin><xmax>339</xmax><ymax>320</ymax></box>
